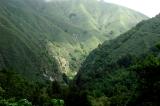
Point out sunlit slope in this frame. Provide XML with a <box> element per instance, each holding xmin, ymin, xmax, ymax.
<box><xmin>0</xmin><ymin>0</ymin><xmax>147</xmax><ymax>82</ymax></box>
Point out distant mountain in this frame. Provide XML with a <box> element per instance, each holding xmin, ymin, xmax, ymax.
<box><xmin>0</xmin><ymin>0</ymin><xmax>147</xmax><ymax>82</ymax></box>
<box><xmin>74</xmin><ymin>14</ymin><xmax>160</xmax><ymax>106</ymax></box>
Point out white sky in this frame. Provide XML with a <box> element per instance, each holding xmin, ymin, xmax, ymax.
<box><xmin>45</xmin><ymin>0</ymin><xmax>160</xmax><ymax>17</ymax></box>
<box><xmin>103</xmin><ymin>0</ymin><xmax>160</xmax><ymax>17</ymax></box>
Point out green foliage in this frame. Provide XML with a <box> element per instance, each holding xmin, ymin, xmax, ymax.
<box><xmin>0</xmin><ymin>99</ymin><xmax>32</xmax><ymax>106</ymax></box>
<box><xmin>65</xmin><ymin>89</ymin><xmax>91</xmax><ymax>106</ymax></box>
<box><xmin>129</xmin><ymin>55</ymin><xmax>160</xmax><ymax>106</ymax></box>
<box><xmin>18</xmin><ymin>99</ymin><xmax>32</xmax><ymax>106</ymax></box>
<box><xmin>74</xmin><ymin>15</ymin><xmax>160</xmax><ymax>106</ymax></box>
<box><xmin>72</xmin><ymin>53</ymin><xmax>160</xmax><ymax>106</ymax></box>
<box><xmin>88</xmin><ymin>96</ymin><xmax>110</xmax><ymax>106</ymax></box>
<box><xmin>47</xmin><ymin>81</ymin><xmax>62</xmax><ymax>98</ymax></box>
<box><xmin>50</xmin><ymin>99</ymin><xmax>64</xmax><ymax>106</ymax></box>
<box><xmin>0</xmin><ymin>87</ymin><xmax>5</xmax><ymax>96</ymax></box>
<box><xmin>0</xmin><ymin>69</ymin><xmax>67</xmax><ymax>106</ymax></box>
<box><xmin>0</xmin><ymin>69</ymin><xmax>34</xmax><ymax>99</ymax></box>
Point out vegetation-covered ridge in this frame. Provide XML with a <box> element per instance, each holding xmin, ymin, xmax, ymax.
<box><xmin>72</xmin><ymin>14</ymin><xmax>160</xmax><ymax>106</ymax></box>
<box><xmin>0</xmin><ymin>0</ymin><xmax>147</xmax><ymax>82</ymax></box>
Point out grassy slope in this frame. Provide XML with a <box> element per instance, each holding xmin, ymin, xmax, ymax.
<box><xmin>0</xmin><ymin>0</ymin><xmax>147</xmax><ymax>82</ymax></box>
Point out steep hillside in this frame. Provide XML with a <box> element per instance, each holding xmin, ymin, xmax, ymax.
<box><xmin>0</xmin><ymin>0</ymin><xmax>147</xmax><ymax>82</ymax></box>
<box><xmin>74</xmin><ymin>14</ymin><xmax>160</xmax><ymax>106</ymax></box>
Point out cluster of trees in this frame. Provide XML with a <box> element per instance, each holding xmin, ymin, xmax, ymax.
<box><xmin>0</xmin><ymin>69</ymin><xmax>66</xmax><ymax>106</ymax></box>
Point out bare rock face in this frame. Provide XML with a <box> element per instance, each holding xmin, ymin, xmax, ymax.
<box><xmin>54</xmin><ymin>56</ymin><xmax>77</xmax><ymax>78</ymax></box>
<box><xmin>56</xmin><ymin>56</ymin><xmax>69</xmax><ymax>74</ymax></box>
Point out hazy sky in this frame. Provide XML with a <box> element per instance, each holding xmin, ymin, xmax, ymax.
<box><xmin>104</xmin><ymin>0</ymin><xmax>160</xmax><ymax>17</ymax></box>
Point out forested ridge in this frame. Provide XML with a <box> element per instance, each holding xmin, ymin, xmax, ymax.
<box><xmin>72</xmin><ymin>14</ymin><xmax>160</xmax><ymax>106</ymax></box>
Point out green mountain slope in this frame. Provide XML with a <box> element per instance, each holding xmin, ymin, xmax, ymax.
<box><xmin>74</xmin><ymin>14</ymin><xmax>160</xmax><ymax>106</ymax></box>
<box><xmin>0</xmin><ymin>0</ymin><xmax>147</xmax><ymax>82</ymax></box>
